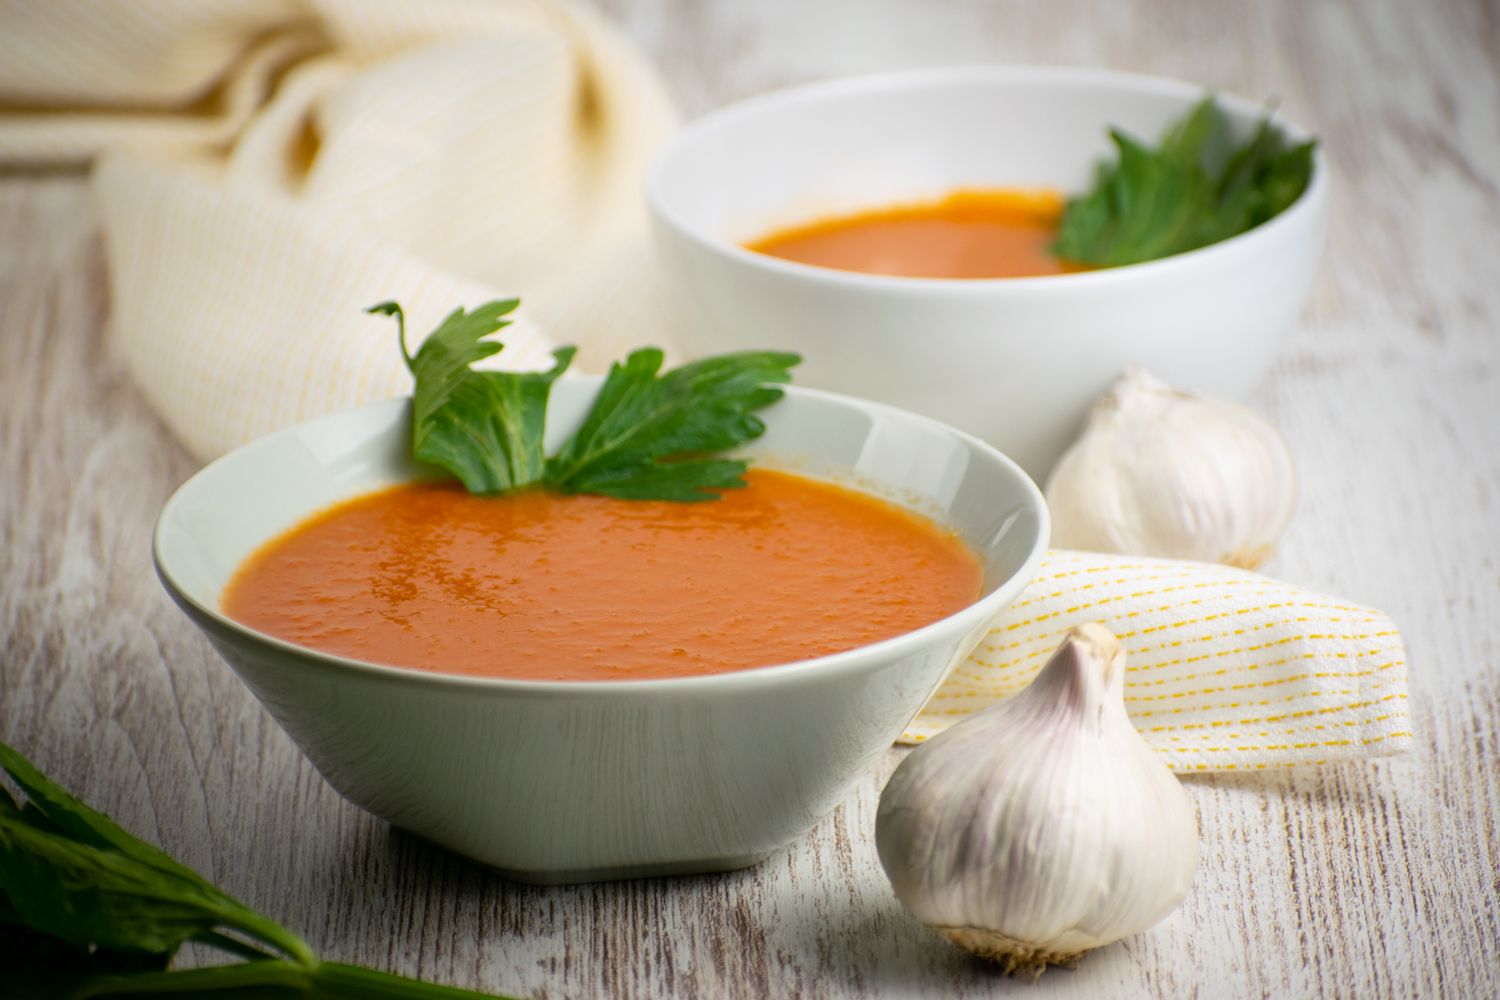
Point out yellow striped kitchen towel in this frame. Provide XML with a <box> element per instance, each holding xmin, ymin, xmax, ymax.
<box><xmin>0</xmin><ymin>0</ymin><xmax>678</xmax><ymax>461</ymax></box>
<box><xmin>904</xmin><ymin>549</ymin><xmax>1413</xmax><ymax>772</ymax></box>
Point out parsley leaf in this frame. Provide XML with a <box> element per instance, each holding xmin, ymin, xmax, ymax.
<box><xmin>546</xmin><ymin>348</ymin><xmax>800</xmax><ymax>501</ymax></box>
<box><xmin>0</xmin><ymin>740</ymin><xmax>512</xmax><ymax>998</ymax></box>
<box><xmin>0</xmin><ymin>741</ymin><xmax>310</xmax><ymax>965</ymax></box>
<box><xmin>370</xmin><ymin>304</ymin><xmax>800</xmax><ymax>502</ymax></box>
<box><xmin>370</xmin><ymin>300</ymin><xmax>575</xmax><ymax>495</ymax></box>
<box><xmin>1054</xmin><ymin>96</ymin><xmax>1317</xmax><ymax>267</ymax></box>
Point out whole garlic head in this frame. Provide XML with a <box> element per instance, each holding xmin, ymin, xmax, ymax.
<box><xmin>1045</xmin><ymin>369</ymin><xmax>1296</xmax><ymax>568</ymax></box>
<box><xmin>876</xmin><ymin>624</ymin><xmax>1197</xmax><ymax>977</ymax></box>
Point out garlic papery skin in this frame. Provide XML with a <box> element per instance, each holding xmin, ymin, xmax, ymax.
<box><xmin>1045</xmin><ymin>368</ymin><xmax>1296</xmax><ymax>569</ymax></box>
<box><xmin>875</xmin><ymin>624</ymin><xmax>1198</xmax><ymax>977</ymax></box>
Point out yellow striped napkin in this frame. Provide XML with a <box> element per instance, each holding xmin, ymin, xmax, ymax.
<box><xmin>904</xmin><ymin>550</ymin><xmax>1413</xmax><ymax>772</ymax></box>
<box><xmin>0</xmin><ymin>0</ymin><xmax>678</xmax><ymax>460</ymax></box>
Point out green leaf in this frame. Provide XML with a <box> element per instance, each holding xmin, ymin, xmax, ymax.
<box><xmin>0</xmin><ymin>810</ymin><xmax>237</xmax><ymax>955</ymax></box>
<box><xmin>372</xmin><ymin>302</ymin><xmax>801</xmax><ymax>502</ymax></box>
<box><xmin>1157</xmin><ymin>95</ymin><xmax>1220</xmax><ymax>167</ymax></box>
<box><xmin>545</xmin><ymin>349</ymin><xmax>800</xmax><ymax>501</ymax></box>
<box><xmin>61</xmin><ymin>960</ymin><xmax>514</xmax><ymax>999</ymax></box>
<box><xmin>1054</xmin><ymin>96</ymin><xmax>1316</xmax><ymax>267</ymax></box>
<box><xmin>368</xmin><ymin>301</ymin><xmax>575</xmax><ymax>494</ymax></box>
<box><xmin>1255</xmin><ymin>139</ymin><xmax>1317</xmax><ymax>223</ymax></box>
<box><xmin>0</xmin><ymin>742</ymin><xmax>315</xmax><ymax>967</ymax></box>
<box><xmin>0</xmin><ymin>743</ymin><xmax>207</xmax><ymax>885</ymax></box>
<box><xmin>0</xmin><ymin>920</ymin><xmax>172</xmax><ymax>981</ymax></box>
<box><xmin>0</xmin><ymin>744</ymin><xmax>520</xmax><ymax>997</ymax></box>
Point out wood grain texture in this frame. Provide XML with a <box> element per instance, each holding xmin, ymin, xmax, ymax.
<box><xmin>2</xmin><ymin>0</ymin><xmax>1498</xmax><ymax>996</ymax></box>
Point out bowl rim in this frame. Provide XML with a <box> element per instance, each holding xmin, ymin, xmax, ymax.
<box><xmin>645</xmin><ymin>63</ymin><xmax>1328</xmax><ymax>294</ymax></box>
<box><xmin>153</xmin><ymin>382</ymin><xmax>1050</xmax><ymax>697</ymax></box>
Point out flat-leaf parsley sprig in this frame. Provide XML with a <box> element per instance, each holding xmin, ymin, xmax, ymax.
<box><xmin>369</xmin><ymin>300</ymin><xmax>800</xmax><ymax>501</ymax></box>
<box><xmin>1054</xmin><ymin>96</ymin><xmax>1317</xmax><ymax>267</ymax></box>
<box><xmin>0</xmin><ymin>740</ymin><xmax>510</xmax><ymax>999</ymax></box>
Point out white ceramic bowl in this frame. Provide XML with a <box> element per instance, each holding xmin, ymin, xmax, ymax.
<box><xmin>154</xmin><ymin>380</ymin><xmax>1048</xmax><ymax>884</ymax></box>
<box><xmin>648</xmin><ymin>66</ymin><xmax>1327</xmax><ymax>478</ymax></box>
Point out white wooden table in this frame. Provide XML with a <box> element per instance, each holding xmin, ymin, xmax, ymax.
<box><xmin>3</xmin><ymin>0</ymin><xmax>1497</xmax><ymax>995</ymax></box>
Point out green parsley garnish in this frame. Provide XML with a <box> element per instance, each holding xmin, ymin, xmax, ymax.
<box><xmin>1053</xmin><ymin>96</ymin><xmax>1317</xmax><ymax>267</ymax></box>
<box><xmin>370</xmin><ymin>300</ymin><xmax>800</xmax><ymax>502</ymax></box>
<box><xmin>0</xmin><ymin>740</ymin><xmax>508</xmax><ymax>999</ymax></box>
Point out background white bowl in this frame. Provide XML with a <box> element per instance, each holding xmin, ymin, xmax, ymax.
<box><xmin>648</xmin><ymin>66</ymin><xmax>1327</xmax><ymax>478</ymax></box>
<box><xmin>154</xmin><ymin>381</ymin><xmax>1048</xmax><ymax>884</ymax></box>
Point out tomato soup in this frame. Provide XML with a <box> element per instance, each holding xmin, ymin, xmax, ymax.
<box><xmin>221</xmin><ymin>470</ymin><xmax>982</xmax><ymax>681</ymax></box>
<box><xmin>746</xmin><ymin>188</ymin><xmax>1081</xmax><ymax>279</ymax></box>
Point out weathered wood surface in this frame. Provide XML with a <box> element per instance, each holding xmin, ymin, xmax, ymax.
<box><xmin>2</xmin><ymin>0</ymin><xmax>1497</xmax><ymax>996</ymax></box>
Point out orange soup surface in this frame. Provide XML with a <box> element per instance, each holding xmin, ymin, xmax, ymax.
<box><xmin>746</xmin><ymin>188</ymin><xmax>1083</xmax><ymax>279</ymax></box>
<box><xmin>222</xmin><ymin>470</ymin><xmax>982</xmax><ymax>681</ymax></box>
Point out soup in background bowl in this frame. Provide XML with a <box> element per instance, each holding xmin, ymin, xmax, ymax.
<box><xmin>154</xmin><ymin>379</ymin><xmax>1048</xmax><ymax>884</ymax></box>
<box><xmin>746</xmin><ymin>188</ymin><xmax>1081</xmax><ymax>279</ymax></box>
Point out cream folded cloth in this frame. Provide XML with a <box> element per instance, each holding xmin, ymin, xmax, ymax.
<box><xmin>0</xmin><ymin>0</ymin><xmax>678</xmax><ymax>460</ymax></box>
<box><xmin>904</xmin><ymin>550</ymin><xmax>1413</xmax><ymax>772</ymax></box>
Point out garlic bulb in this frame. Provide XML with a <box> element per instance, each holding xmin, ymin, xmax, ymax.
<box><xmin>875</xmin><ymin>624</ymin><xmax>1197</xmax><ymax>977</ymax></box>
<box><xmin>1045</xmin><ymin>369</ymin><xmax>1296</xmax><ymax>568</ymax></box>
